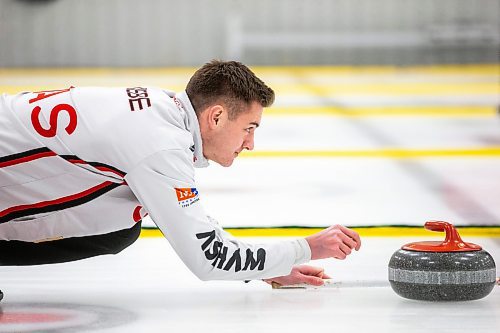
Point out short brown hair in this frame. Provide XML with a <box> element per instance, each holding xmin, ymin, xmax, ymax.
<box><xmin>186</xmin><ymin>60</ymin><xmax>275</xmax><ymax>120</ymax></box>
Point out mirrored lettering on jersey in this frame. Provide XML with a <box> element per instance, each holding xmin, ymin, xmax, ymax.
<box><xmin>126</xmin><ymin>87</ymin><xmax>151</xmax><ymax>111</ymax></box>
<box><xmin>27</xmin><ymin>87</ymin><xmax>78</xmax><ymax>138</ymax></box>
<box><xmin>196</xmin><ymin>230</ymin><xmax>266</xmax><ymax>272</ymax></box>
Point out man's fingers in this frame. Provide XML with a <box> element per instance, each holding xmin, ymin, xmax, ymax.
<box><xmin>339</xmin><ymin>225</ymin><xmax>362</xmax><ymax>250</ymax></box>
<box><xmin>312</xmin><ymin>269</ymin><xmax>325</xmax><ymax>278</ymax></box>
<box><xmin>301</xmin><ymin>274</ymin><xmax>325</xmax><ymax>286</ymax></box>
<box><xmin>339</xmin><ymin>243</ymin><xmax>352</xmax><ymax>256</ymax></box>
<box><xmin>298</xmin><ymin>265</ymin><xmax>325</xmax><ymax>277</ymax></box>
<box><xmin>334</xmin><ymin>251</ymin><xmax>347</xmax><ymax>260</ymax></box>
<box><xmin>339</xmin><ymin>232</ymin><xmax>358</xmax><ymax>250</ymax></box>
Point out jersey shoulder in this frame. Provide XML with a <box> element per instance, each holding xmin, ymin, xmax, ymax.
<box><xmin>70</xmin><ymin>86</ymin><xmax>193</xmax><ymax>170</ymax></box>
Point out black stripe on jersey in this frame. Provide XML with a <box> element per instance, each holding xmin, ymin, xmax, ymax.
<box><xmin>60</xmin><ymin>155</ymin><xmax>126</xmax><ymax>177</ymax></box>
<box><xmin>0</xmin><ymin>147</ymin><xmax>53</xmax><ymax>165</ymax></box>
<box><xmin>0</xmin><ymin>181</ymin><xmax>122</xmax><ymax>224</ymax></box>
<box><xmin>87</xmin><ymin>161</ymin><xmax>126</xmax><ymax>177</ymax></box>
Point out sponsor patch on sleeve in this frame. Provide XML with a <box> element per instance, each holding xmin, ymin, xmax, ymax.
<box><xmin>175</xmin><ymin>188</ymin><xmax>200</xmax><ymax>208</ymax></box>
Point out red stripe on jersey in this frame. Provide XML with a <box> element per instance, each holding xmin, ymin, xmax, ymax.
<box><xmin>92</xmin><ymin>165</ymin><xmax>125</xmax><ymax>178</ymax></box>
<box><xmin>0</xmin><ymin>149</ymin><xmax>56</xmax><ymax>168</ymax></box>
<box><xmin>63</xmin><ymin>157</ymin><xmax>86</xmax><ymax>164</ymax></box>
<box><xmin>60</xmin><ymin>155</ymin><xmax>126</xmax><ymax>178</ymax></box>
<box><xmin>0</xmin><ymin>181</ymin><xmax>117</xmax><ymax>219</ymax></box>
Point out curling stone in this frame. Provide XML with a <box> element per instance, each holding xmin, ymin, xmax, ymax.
<box><xmin>388</xmin><ymin>221</ymin><xmax>496</xmax><ymax>301</ymax></box>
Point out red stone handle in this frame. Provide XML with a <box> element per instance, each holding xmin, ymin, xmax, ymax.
<box><xmin>424</xmin><ymin>220</ymin><xmax>481</xmax><ymax>251</ymax></box>
<box><xmin>425</xmin><ymin>220</ymin><xmax>462</xmax><ymax>241</ymax></box>
<box><xmin>402</xmin><ymin>221</ymin><xmax>482</xmax><ymax>252</ymax></box>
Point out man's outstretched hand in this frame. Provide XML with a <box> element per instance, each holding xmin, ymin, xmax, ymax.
<box><xmin>263</xmin><ymin>225</ymin><xmax>360</xmax><ymax>287</ymax></box>
<box><xmin>264</xmin><ymin>265</ymin><xmax>331</xmax><ymax>287</ymax></box>
<box><xmin>305</xmin><ymin>225</ymin><xmax>361</xmax><ymax>260</ymax></box>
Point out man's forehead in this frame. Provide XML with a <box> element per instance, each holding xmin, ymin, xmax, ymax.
<box><xmin>236</xmin><ymin>102</ymin><xmax>263</xmax><ymax>123</ymax></box>
<box><xmin>242</xmin><ymin>113</ymin><xmax>262</xmax><ymax>127</ymax></box>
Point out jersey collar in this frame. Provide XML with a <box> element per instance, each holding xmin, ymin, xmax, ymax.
<box><xmin>176</xmin><ymin>91</ymin><xmax>209</xmax><ymax>168</ymax></box>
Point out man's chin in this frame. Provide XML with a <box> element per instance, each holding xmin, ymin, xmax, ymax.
<box><xmin>216</xmin><ymin>158</ymin><xmax>235</xmax><ymax>167</ymax></box>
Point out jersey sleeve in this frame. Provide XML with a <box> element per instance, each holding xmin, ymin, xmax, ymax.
<box><xmin>125</xmin><ymin>149</ymin><xmax>311</xmax><ymax>281</ymax></box>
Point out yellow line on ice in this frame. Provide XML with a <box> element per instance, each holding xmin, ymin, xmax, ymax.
<box><xmin>0</xmin><ymin>64</ymin><xmax>498</xmax><ymax>75</ymax></box>
<box><xmin>140</xmin><ymin>226</ymin><xmax>500</xmax><ymax>238</ymax></box>
<box><xmin>239</xmin><ymin>148</ymin><xmax>500</xmax><ymax>159</ymax></box>
<box><xmin>265</xmin><ymin>106</ymin><xmax>497</xmax><ymax>117</ymax></box>
<box><xmin>271</xmin><ymin>84</ymin><xmax>499</xmax><ymax>95</ymax></box>
<box><xmin>253</xmin><ymin>64</ymin><xmax>500</xmax><ymax>75</ymax></box>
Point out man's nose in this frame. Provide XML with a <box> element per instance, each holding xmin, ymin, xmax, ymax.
<box><xmin>243</xmin><ymin>134</ymin><xmax>254</xmax><ymax>151</ymax></box>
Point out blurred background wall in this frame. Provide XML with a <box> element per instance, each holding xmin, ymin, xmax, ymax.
<box><xmin>0</xmin><ymin>0</ymin><xmax>499</xmax><ymax>67</ymax></box>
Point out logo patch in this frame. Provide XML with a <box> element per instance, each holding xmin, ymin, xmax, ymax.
<box><xmin>175</xmin><ymin>188</ymin><xmax>199</xmax><ymax>208</ymax></box>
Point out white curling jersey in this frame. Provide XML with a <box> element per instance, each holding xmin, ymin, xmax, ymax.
<box><xmin>0</xmin><ymin>86</ymin><xmax>310</xmax><ymax>280</ymax></box>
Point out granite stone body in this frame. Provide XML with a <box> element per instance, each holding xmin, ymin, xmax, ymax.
<box><xmin>388</xmin><ymin>249</ymin><xmax>496</xmax><ymax>301</ymax></box>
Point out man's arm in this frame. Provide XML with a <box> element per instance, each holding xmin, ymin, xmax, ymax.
<box><xmin>125</xmin><ymin>149</ymin><xmax>311</xmax><ymax>281</ymax></box>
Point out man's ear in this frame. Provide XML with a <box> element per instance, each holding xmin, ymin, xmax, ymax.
<box><xmin>207</xmin><ymin>105</ymin><xmax>225</xmax><ymax>129</ymax></box>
